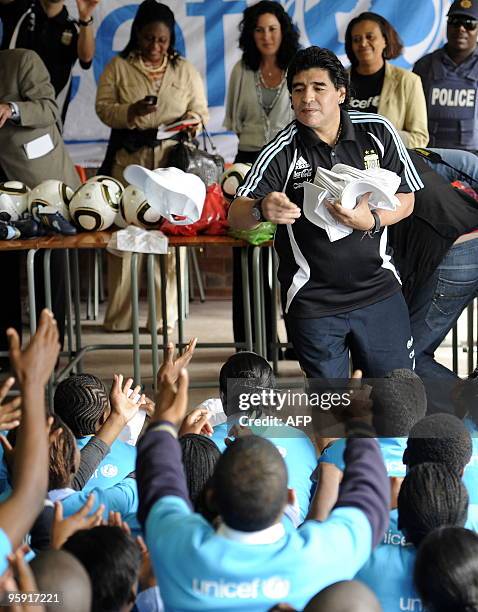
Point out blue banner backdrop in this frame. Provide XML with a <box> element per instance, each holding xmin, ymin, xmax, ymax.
<box><xmin>62</xmin><ymin>0</ymin><xmax>449</xmax><ymax>165</ymax></box>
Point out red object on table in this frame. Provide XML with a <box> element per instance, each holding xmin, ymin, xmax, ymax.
<box><xmin>160</xmin><ymin>183</ymin><xmax>229</xmax><ymax>236</ymax></box>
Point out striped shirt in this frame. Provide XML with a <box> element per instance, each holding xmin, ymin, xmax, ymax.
<box><xmin>237</xmin><ymin>109</ymin><xmax>423</xmax><ymax>317</ymax></box>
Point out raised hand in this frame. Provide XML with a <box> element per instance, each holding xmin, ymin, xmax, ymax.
<box><xmin>142</xmin><ymin>395</ymin><xmax>155</xmax><ymax>418</ymax></box>
<box><xmin>6</xmin><ymin>547</ymin><xmax>45</xmax><ymax>612</ymax></box>
<box><xmin>178</xmin><ymin>408</ymin><xmax>213</xmax><ymax>437</ymax></box>
<box><xmin>7</xmin><ymin>309</ymin><xmax>59</xmax><ymax>387</ymax></box>
<box><xmin>0</xmin><ymin>378</ymin><xmax>21</xmax><ymax>431</ymax></box>
<box><xmin>109</xmin><ymin>374</ymin><xmax>145</xmax><ymax>427</ymax></box>
<box><xmin>106</xmin><ymin>510</ymin><xmax>131</xmax><ymax>535</ymax></box>
<box><xmin>153</xmin><ymin>368</ymin><xmax>189</xmax><ymax>427</ymax></box>
<box><xmin>75</xmin><ymin>0</ymin><xmax>100</xmax><ymax>20</ymax></box>
<box><xmin>51</xmin><ymin>495</ymin><xmax>104</xmax><ymax>550</ymax></box>
<box><xmin>156</xmin><ymin>338</ymin><xmax>197</xmax><ymax>388</ymax></box>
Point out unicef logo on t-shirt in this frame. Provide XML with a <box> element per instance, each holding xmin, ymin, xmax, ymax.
<box><xmin>291</xmin><ymin>0</ymin><xmax>446</xmax><ymax>69</ymax></box>
<box><xmin>261</xmin><ymin>576</ymin><xmax>290</xmax><ymax>600</ymax></box>
<box><xmin>192</xmin><ymin>576</ymin><xmax>290</xmax><ymax>599</ymax></box>
<box><xmin>100</xmin><ymin>464</ymin><xmax>118</xmax><ymax>478</ymax></box>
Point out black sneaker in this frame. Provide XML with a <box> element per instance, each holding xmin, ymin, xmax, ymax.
<box><xmin>12</xmin><ymin>218</ymin><xmax>42</xmax><ymax>238</ymax></box>
<box><xmin>0</xmin><ymin>221</ymin><xmax>20</xmax><ymax>240</ymax></box>
<box><xmin>38</xmin><ymin>207</ymin><xmax>77</xmax><ymax>235</ymax></box>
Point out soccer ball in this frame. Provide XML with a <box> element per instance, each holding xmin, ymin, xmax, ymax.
<box><xmin>69</xmin><ymin>181</ymin><xmax>119</xmax><ymax>231</ymax></box>
<box><xmin>120</xmin><ymin>185</ymin><xmax>163</xmax><ymax>229</ymax></box>
<box><xmin>0</xmin><ymin>181</ymin><xmax>30</xmax><ymax>221</ymax></box>
<box><xmin>88</xmin><ymin>175</ymin><xmax>124</xmax><ymax>203</ymax></box>
<box><xmin>220</xmin><ymin>163</ymin><xmax>252</xmax><ymax>201</ymax></box>
<box><xmin>88</xmin><ymin>175</ymin><xmax>124</xmax><ymax>228</ymax></box>
<box><xmin>28</xmin><ymin>180</ymin><xmax>73</xmax><ymax>221</ymax></box>
<box><xmin>113</xmin><ymin>207</ymin><xmax>128</xmax><ymax>229</ymax></box>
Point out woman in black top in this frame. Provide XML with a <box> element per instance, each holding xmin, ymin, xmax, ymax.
<box><xmin>344</xmin><ymin>12</ymin><xmax>429</xmax><ymax>148</ymax></box>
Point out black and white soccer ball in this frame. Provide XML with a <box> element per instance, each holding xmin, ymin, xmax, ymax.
<box><xmin>120</xmin><ymin>184</ymin><xmax>163</xmax><ymax>229</ymax></box>
<box><xmin>0</xmin><ymin>181</ymin><xmax>30</xmax><ymax>221</ymax></box>
<box><xmin>69</xmin><ymin>180</ymin><xmax>121</xmax><ymax>231</ymax></box>
<box><xmin>220</xmin><ymin>163</ymin><xmax>252</xmax><ymax>201</ymax></box>
<box><xmin>28</xmin><ymin>180</ymin><xmax>73</xmax><ymax>221</ymax></box>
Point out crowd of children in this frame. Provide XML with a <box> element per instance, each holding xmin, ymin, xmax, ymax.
<box><xmin>0</xmin><ymin>310</ymin><xmax>477</xmax><ymax>611</ymax></box>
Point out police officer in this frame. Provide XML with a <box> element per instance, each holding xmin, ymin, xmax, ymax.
<box><xmin>413</xmin><ymin>0</ymin><xmax>478</xmax><ymax>152</ymax></box>
<box><xmin>0</xmin><ymin>0</ymin><xmax>99</xmax><ymax>124</ymax></box>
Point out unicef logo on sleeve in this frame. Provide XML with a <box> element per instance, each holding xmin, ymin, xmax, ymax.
<box><xmin>100</xmin><ymin>464</ymin><xmax>119</xmax><ymax>478</ymax></box>
<box><xmin>261</xmin><ymin>577</ymin><xmax>291</xmax><ymax>600</ymax></box>
<box><xmin>291</xmin><ymin>0</ymin><xmax>447</xmax><ymax>68</ymax></box>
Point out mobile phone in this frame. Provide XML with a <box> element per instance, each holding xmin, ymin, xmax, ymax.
<box><xmin>144</xmin><ymin>95</ymin><xmax>158</xmax><ymax>105</ymax></box>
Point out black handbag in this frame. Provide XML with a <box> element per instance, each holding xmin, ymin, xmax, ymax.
<box><xmin>167</xmin><ymin>124</ymin><xmax>224</xmax><ymax>186</ymax></box>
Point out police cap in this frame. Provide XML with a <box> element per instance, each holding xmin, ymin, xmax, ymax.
<box><xmin>448</xmin><ymin>0</ymin><xmax>478</xmax><ymax>19</ymax></box>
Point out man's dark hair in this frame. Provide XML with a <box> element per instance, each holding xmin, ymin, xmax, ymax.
<box><xmin>31</xmin><ymin>550</ymin><xmax>92</xmax><ymax>612</ymax></box>
<box><xmin>398</xmin><ymin>463</ymin><xmax>468</xmax><ymax>548</ymax></box>
<box><xmin>180</xmin><ymin>434</ymin><xmax>220</xmax><ymax>511</ymax></box>
<box><xmin>212</xmin><ymin>436</ymin><xmax>287</xmax><ymax>531</ymax></box>
<box><xmin>344</xmin><ymin>12</ymin><xmax>404</xmax><ymax>67</ymax></box>
<box><xmin>404</xmin><ymin>413</ymin><xmax>472</xmax><ymax>475</ymax></box>
<box><xmin>286</xmin><ymin>46</ymin><xmax>350</xmax><ymax>106</ymax></box>
<box><xmin>415</xmin><ymin>527</ymin><xmax>478</xmax><ymax>612</ymax></box>
<box><xmin>54</xmin><ymin>374</ymin><xmax>109</xmax><ymax>437</ymax></box>
<box><xmin>371</xmin><ymin>369</ymin><xmax>427</xmax><ymax>437</ymax></box>
<box><xmin>219</xmin><ymin>352</ymin><xmax>275</xmax><ymax>416</ymax></box>
<box><xmin>238</xmin><ymin>0</ymin><xmax>300</xmax><ymax>71</ymax></box>
<box><xmin>63</xmin><ymin>526</ymin><xmax>140</xmax><ymax>612</ymax></box>
<box><xmin>120</xmin><ymin>0</ymin><xmax>179</xmax><ymax>64</ymax></box>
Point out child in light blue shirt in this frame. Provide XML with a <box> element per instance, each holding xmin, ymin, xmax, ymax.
<box><xmin>211</xmin><ymin>353</ymin><xmax>317</xmax><ymax>521</ymax></box>
<box><xmin>54</xmin><ymin>373</ymin><xmax>144</xmax><ymax>492</ymax></box>
<box><xmin>357</xmin><ymin>463</ymin><xmax>468</xmax><ymax>612</ymax></box>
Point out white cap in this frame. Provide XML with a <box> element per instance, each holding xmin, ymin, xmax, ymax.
<box><xmin>123</xmin><ymin>165</ymin><xmax>205</xmax><ymax>225</ymax></box>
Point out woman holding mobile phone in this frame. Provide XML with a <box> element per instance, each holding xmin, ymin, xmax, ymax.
<box><xmin>96</xmin><ymin>0</ymin><xmax>208</xmax><ymax>333</ymax></box>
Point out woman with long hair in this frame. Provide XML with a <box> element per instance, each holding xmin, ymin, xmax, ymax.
<box><xmin>344</xmin><ymin>11</ymin><xmax>428</xmax><ymax>148</ymax></box>
<box><xmin>225</xmin><ymin>0</ymin><xmax>300</xmax><ymax>164</ymax></box>
<box><xmin>224</xmin><ymin>1</ymin><xmax>300</xmax><ymax>355</ymax></box>
<box><xmin>96</xmin><ymin>0</ymin><xmax>208</xmax><ymax>333</ymax></box>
